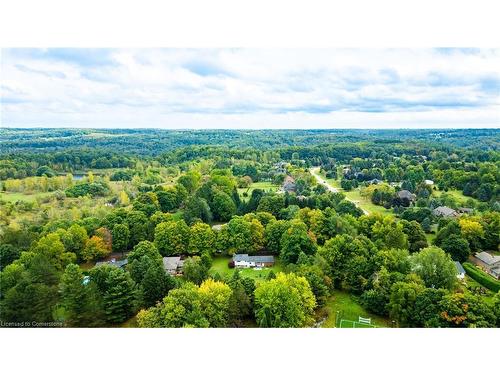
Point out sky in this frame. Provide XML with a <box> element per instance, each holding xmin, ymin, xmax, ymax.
<box><xmin>1</xmin><ymin>48</ymin><xmax>499</xmax><ymax>129</ymax></box>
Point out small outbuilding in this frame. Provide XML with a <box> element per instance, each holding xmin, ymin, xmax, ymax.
<box><xmin>454</xmin><ymin>261</ymin><xmax>466</xmax><ymax>280</ymax></box>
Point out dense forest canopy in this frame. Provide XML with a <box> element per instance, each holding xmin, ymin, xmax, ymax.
<box><xmin>0</xmin><ymin>128</ymin><xmax>499</xmax><ymax>328</ymax></box>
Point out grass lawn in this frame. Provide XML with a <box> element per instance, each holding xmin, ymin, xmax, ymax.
<box><xmin>209</xmin><ymin>256</ymin><xmax>282</xmax><ymax>284</ymax></box>
<box><xmin>321</xmin><ymin>174</ymin><xmax>393</xmax><ymax>217</ymax></box>
<box><xmin>464</xmin><ymin>276</ymin><xmax>497</xmax><ymax>304</ymax></box>
<box><xmin>320</xmin><ymin>291</ymin><xmax>391</xmax><ymax>328</ymax></box>
<box><xmin>433</xmin><ymin>189</ymin><xmax>478</xmax><ymax>206</ymax></box>
<box><xmin>0</xmin><ymin>191</ymin><xmax>53</xmax><ymax>203</ymax></box>
<box><xmin>313</xmin><ymin>168</ymin><xmax>390</xmax><ymax>216</ymax></box>
<box><xmin>238</xmin><ymin>181</ymin><xmax>278</xmax><ymax>202</ymax></box>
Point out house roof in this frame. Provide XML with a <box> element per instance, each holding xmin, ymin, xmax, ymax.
<box><xmin>397</xmin><ymin>190</ymin><xmax>415</xmax><ymax>200</ymax></box>
<box><xmin>433</xmin><ymin>206</ymin><xmax>457</xmax><ymax>217</ymax></box>
<box><xmin>454</xmin><ymin>261</ymin><xmax>465</xmax><ymax>274</ymax></box>
<box><xmin>233</xmin><ymin>254</ymin><xmax>275</xmax><ymax>263</ymax></box>
<box><xmin>474</xmin><ymin>252</ymin><xmax>500</xmax><ymax>266</ymax></box>
<box><xmin>163</xmin><ymin>256</ymin><xmax>182</xmax><ymax>271</ymax></box>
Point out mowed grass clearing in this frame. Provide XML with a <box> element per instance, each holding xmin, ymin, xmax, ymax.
<box><xmin>238</xmin><ymin>181</ymin><xmax>279</xmax><ymax>202</ymax></box>
<box><xmin>320</xmin><ymin>291</ymin><xmax>391</xmax><ymax>328</ymax></box>
<box><xmin>0</xmin><ymin>191</ymin><xmax>53</xmax><ymax>203</ymax></box>
<box><xmin>322</xmin><ymin>175</ymin><xmax>393</xmax><ymax>216</ymax></box>
<box><xmin>433</xmin><ymin>189</ymin><xmax>478</xmax><ymax>205</ymax></box>
<box><xmin>209</xmin><ymin>256</ymin><xmax>282</xmax><ymax>284</ymax></box>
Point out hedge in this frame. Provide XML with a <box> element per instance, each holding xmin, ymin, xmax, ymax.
<box><xmin>463</xmin><ymin>262</ymin><xmax>500</xmax><ymax>292</ymax></box>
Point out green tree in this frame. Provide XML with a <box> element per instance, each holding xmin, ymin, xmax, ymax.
<box><xmin>82</xmin><ymin>235</ymin><xmax>111</xmax><ymax>262</ymax></box>
<box><xmin>211</xmin><ymin>189</ymin><xmax>237</xmax><ymax>221</ymax></box>
<box><xmin>182</xmin><ymin>196</ymin><xmax>212</xmax><ymax>225</ymax></box>
<box><xmin>411</xmin><ymin>246</ymin><xmax>456</xmax><ymax>290</ymax></box>
<box><xmin>112</xmin><ymin>223</ymin><xmax>130</xmax><ymax>253</ymax></box>
<box><xmin>188</xmin><ymin>222</ymin><xmax>216</xmax><ymax>255</ymax></box>
<box><xmin>254</xmin><ymin>272</ymin><xmax>316</xmax><ymax>328</ymax></box>
<box><xmin>280</xmin><ymin>220</ymin><xmax>317</xmax><ymax>265</ymax></box>
<box><xmin>388</xmin><ymin>279</ymin><xmax>425</xmax><ymax>327</ymax></box>
<box><xmin>183</xmin><ymin>256</ymin><xmax>209</xmax><ymax>285</ymax></box>
<box><xmin>60</xmin><ymin>224</ymin><xmax>88</xmax><ymax>259</ymax></box>
<box><xmin>127</xmin><ymin>240</ymin><xmax>162</xmax><ymax>264</ymax></box>
<box><xmin>140</xmin><ymin>258</ymin><xmax>175</xmax><ymax>307</ymax></box>
<box><xmin>137</xmin><ymin>283</ymin><xmax>209</xmax><ymax>328</ymax></box>
<box><xmin>400</xmin><ymin>220</ymin><xmax>428</xmax><ymax>253</ymax></box>
<box><xmin>438</xmin><ymin>293</ymin><xmax>495</xmax><ymax>327</ymax></box>
<box><xmin>154</xmin><ymin>220</ymin><xmax>190</xmax><ymax>256</ymax></box>
<box><xmin>198</xmin><ymin>279</ymin><xmax>233</xmax><ymax>327</ymax></box>
<box><xmin>126</xmin><ymin>210</ymin><xmax>149</xmax><ymax>247</ymax></box>
<box><xmin>440</xmin><ymin>234</ymin><xmax>470</xmax><ymax>262</ymax></box>
<box><xmin>0</xmin><ymin>244</ymin><xmax>20</xmax><ymax>271</ymax></box>
<box><xmin>60</xmin><ymin>264</ymin><xmax>104</xmax><ymax>327</ymax></box>
<box><xmin>102</xmin><ymin>267</ymin><xmax>136</xmax><ymax>323</ymax></box>
<box><xmin>264</xmin><ymin>220</ymin><xmax>290</xmax><ymax>255</ymax></box>
<box><xmin>413</xmin><ymin>288</ymin><xmax>447</xmax><ymax>327</ymax></box>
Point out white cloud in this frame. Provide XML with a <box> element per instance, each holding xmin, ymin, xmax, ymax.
<box><xmin>1</xmin><ymin>48</ymin><xmax>499</xmax><ymax>128</ymax></box>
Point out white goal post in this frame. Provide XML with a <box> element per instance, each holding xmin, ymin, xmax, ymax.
<box><xmin>358</xmin><ymin>317</ymin><xmax>371</xmax><ymax>325</ymax></box>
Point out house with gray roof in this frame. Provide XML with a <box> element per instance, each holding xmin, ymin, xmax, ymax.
<box><xmin>433</xmin><ymin>206</ymin><xmax>459</xmax><ymax>218</ymax></box>
<box><xmin>163</xmin><ymin>256</ymin><xmax>184</xmax><ymax>275</ymax></box>
<box><xmin>282</xmin><ymin>176</ymin><xmax>296</xmax><ymax>193</ymax></box>
<box><xmin>397</xmin><ymin>189</ymin><xmax>416</xmax><ymax>202</ymax></box>
<box><xmin>473</xmin><ymin>252</ymin><xmax>500</xmax><ymax>279</ymax></box>
<box><xmin>233</xmin><ymin>254</ymin><xmax>275</xmax><ymax>268</ymax></box>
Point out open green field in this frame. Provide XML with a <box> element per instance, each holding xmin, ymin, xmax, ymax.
<box><xmin>209</xmin><ymin>256</ymin><xmax>282</xmax><ymax>283</ymax></box>
<box><xmin>433</xmin><ymin>189</ymin><xmax>478</xmax><ymax>206</ymax></box>
<box><xmin>320</xmin><ymin>291</ymin><xmax>391</xmax><ymax>328</ymax></box>
<box><xmin>238</xmin><ymin>181</ymin><xmax>279</xmax><ymax>201</ymax></box>
<box><xmin>322</xmin><ymin>175</ymin><xmax>393</xmax><ymax>216</ymax></box>
<box><xmin>0</xmin><ymin>191</ymin><xmax>53</xmax><ymax>203</ymax></box>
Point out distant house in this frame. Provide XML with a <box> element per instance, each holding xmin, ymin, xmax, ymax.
<box><xmin>273</xmin><ymin>162</ymin><xmax>288</xmax><ymax>174</ymax></box>
<box><xmin>282</xmin><ymin>176</ymin><xmax>296</xmax><ymax>193</ymax></box>
<box><xmin>454</xmin><ymin>262</ymin><xmax>466</xmax><ymax>280</ymax></box>
<box><xmin>367</xmin><ymin>178</ymin><xmax>382</xmax><ymax>185</ymax></box>
<box><xmin>473</xmin><ymin>252</ymin><xmax>500</xmax><ymax>279</ymax></box>
<box><xmin>95</xmin><ymin>258</ymin><xmax>128</xmax><ymax>268</ymax></box>
<box><xmin>163</xmin><ymin>256</ymin><xmax>184</xmax><ymax>275</ymax></box>
<box><xmin>211</xmin><ymin>224</ymin><xmax>223</xmax><ymax>231</ymax></box>
<box><xmin>397</xmin><ymin>189</ymin><xmax>416</xmax><ymax>202</ymax></box>
<box><xmin>233</xmin><ymin>254</ymin><xmax>275</xmax><ymax>268</ymax></box>
<box><xmin>458</xmin><ymin>207</ymin><xmax>473</xmax><ymax>215</ymax></box>
<box><xmin>433</xmin><ymin>206</ymin><xmax>459</xmax><ymax>218</ymax></box>
<box><xmin>424</xmin><ymin>179</ymin><xmax>434</xmax><ymax>185</ymax></box>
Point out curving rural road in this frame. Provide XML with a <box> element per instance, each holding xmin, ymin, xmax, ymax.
<box><xmin>310</xmin><ymin>167</ymin><xmax>369</xmax><ymax>215</ymax></box>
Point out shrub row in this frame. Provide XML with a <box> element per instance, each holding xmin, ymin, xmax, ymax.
<box><xmin>463</xmin><ymin>262</ymin><xmax>500</xmax><ymax>292</ymax></box>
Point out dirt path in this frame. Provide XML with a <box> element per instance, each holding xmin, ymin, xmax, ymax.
<box><xmin>309</xmin><ymin>167</ymin><xmax>369</xmax><ymax>215</ymax></box>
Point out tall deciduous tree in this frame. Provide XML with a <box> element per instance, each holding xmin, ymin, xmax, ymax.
<box><xmin>254</xmin><ymin>272</ymin><xmax>316</xmax><ymax>328</ymax></box>
<box><xmin>411</xmin><ymin>246</ymin><xmax>456</xmax><ymax>290</ymax></box>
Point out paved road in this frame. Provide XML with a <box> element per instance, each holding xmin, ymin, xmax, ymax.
<box><xmin>309</xmin><ymin>167</ymin><xmax>369</xmax><ymax>215</ymax></box>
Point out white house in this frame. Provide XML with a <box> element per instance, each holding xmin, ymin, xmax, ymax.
<box><xmin>233</xmin><ymin>254</ymin><xmax>275</xmax><ymax>268</ymax></box>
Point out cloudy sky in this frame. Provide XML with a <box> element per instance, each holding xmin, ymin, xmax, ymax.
<box><xmin>1</xmin><ymin>48</ymin><xmax>499</xmax><ymax>129</ymax></box>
